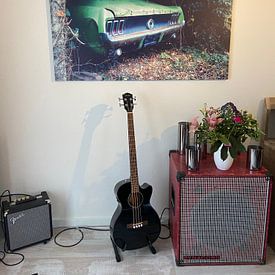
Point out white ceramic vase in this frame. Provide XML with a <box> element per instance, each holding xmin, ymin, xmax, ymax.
<box><xmin>213</xmin><ymin>144</ymin><xmax>234</xmax><ymax>170</ymax></box>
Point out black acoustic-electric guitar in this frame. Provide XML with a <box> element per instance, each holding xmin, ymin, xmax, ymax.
<box><xmin>110</xmin><ymin>93</ymin><xmax>161</xmax><ymax>262</ymax></box>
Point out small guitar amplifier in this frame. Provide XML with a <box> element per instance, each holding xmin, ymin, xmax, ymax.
<box><xmin>2</xmin><ymin>191</ymin><xmax>53</xmax><ymax>251</ymax></box>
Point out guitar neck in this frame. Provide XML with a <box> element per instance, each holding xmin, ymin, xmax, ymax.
<box><xmin>127</xmin><ymin>112</ymin><xmax>139</xmax><ymax>193</ymax></box>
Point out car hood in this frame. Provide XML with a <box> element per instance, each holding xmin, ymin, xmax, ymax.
<box><xmin>95</xmin><ymin>0</ymin><xmax>182</xmax><ymax>17</ymax></box>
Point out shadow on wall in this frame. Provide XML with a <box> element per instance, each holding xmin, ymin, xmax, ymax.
<box><xmin>67</xmin><ymin>104</ymin><xmax>112</xmax><ymax>219</ymax></box>
<box><xmin>93</xmin><ymin>124</ymin><xmax>178</xmax><ymax>218</ymax></box>
<box><xmin>65</xmin><ymin>103</ymin><xmax>177</xmax><ymax>224</ymax></box>
<box><xmin>0</xmin><ymin>135</ymin><xmax>11</xmax><ymax>192</ymax></box>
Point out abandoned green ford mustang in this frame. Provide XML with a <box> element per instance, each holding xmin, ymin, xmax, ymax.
<box><xmin>68</xmin><ymin>0</ymin><xmax>185</xmax><ymax>59</ymax></box>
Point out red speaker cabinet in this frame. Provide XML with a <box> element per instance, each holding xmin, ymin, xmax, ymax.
<box><xmin>262</xmin><ymin>97</ymin><xmax>275</xmax><ymax>251</ymax></box>
<box><xmin>169</xmin><ymin>151</ymin><xmax>273</xmax><ymax>266</ymax></box>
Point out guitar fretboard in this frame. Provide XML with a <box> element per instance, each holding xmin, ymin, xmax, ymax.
<box><xmin>127</xmin><ymin>112</ymin><xmax>139</xmax><ymax>193</ymax></box>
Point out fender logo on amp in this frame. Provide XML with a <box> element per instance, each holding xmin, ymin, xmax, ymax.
<box><xmin>9</xmin><ymin>213</ymin><xmax>25</xmax><ymax>225</ymax></box>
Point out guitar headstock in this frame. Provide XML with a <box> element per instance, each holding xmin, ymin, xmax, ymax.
<box><xmin>120</xmin><ymin>93</ymin><xmax>136</xmax><ymax>112</ymax></box>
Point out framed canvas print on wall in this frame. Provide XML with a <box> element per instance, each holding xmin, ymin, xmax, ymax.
<box><xmin>48</xmin><ymin>0</ymin><xmax>233</xmax><ymax>81</ymax></box>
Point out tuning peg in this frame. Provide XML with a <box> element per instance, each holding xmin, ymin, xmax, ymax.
<box><xmin>119</xmin><ymin>103</ymin><xmax>124</xmax><ymax>107</ymax></box>
<box><xmin>118</xmin><ymin>97</ymin><xmax>123</xmax><ymax>101</ymax></box>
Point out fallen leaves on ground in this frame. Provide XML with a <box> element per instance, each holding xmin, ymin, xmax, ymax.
<box><xmin>72</xmin><ymin>47</ymin><xmax>229</xmax><ymax>81</ymax></box>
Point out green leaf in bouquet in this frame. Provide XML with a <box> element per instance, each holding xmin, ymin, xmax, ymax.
<box><xmin>211</xmin><ymin>140</ymin><xmax>222</xmax><ymax>153</ymax></box>
<box><xmin>221</xmin><ymin>145</ymin><xmax>228</xmax><ymax>161</ymax></box>
<box><xmin>229</xmin><ymin>146</ymin><xmax>237</xmax><ymax>159</ymax></box>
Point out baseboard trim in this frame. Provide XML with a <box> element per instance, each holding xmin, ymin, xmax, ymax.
<box><xmin>52</xmin><ymin>212</ymin><xmax>168</xmax><ymax>228</ymax></box>
<box><xmin>52</xmin><ymin>216</ymin><xmax>111</xmax><ymax>228</ymax></box>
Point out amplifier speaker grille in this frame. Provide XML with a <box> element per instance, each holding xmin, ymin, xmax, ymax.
<box><xmin>6</xmin><ymin>204</ymin><xmax>52</xmax><ymax>251</ymax></box>
<box><xmin>179</xmin><ymin>177</ymin><xmax>270</xmax><ymax>265</ymax></box>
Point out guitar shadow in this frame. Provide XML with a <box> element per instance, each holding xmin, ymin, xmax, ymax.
<box><xmin>95</xmin><ymin>124</ymin><xmax>177</xmax><ymax>218</ymax></box>
<box><xmin>67</xmin><ymin>104</ymin><xmax>112</xmax><ymax>220</ymax></box>
<box><xmin>64</xmin><ymin>104</ymin><xmax>177</xmax><ymax>225</ymax></box>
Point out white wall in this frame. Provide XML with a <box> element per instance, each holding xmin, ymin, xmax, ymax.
<box><xmin>0</xmin><ymin>0</ymin><xmax>274</xmax><ymax>226</ymax></box>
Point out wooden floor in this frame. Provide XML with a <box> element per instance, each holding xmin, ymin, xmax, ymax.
<box><xmin>0</xmin><ymin>228</ymin><xmax>275</xmax><ymax>275</ymax></box>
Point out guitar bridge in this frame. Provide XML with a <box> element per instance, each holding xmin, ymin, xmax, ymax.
<box><xmin>127</xmin><ymin>220</ymin><xmax>148</xmax><ymax>229</ymax></box>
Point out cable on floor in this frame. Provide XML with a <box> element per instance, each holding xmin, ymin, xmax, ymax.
<box><xmin>54</xmin><ymin>226</ymin><xmax>110</xmax><ymax>248</ymax></box>
<box><xmin>0</xmin><ymin>190</ymin><xmax>27</xmax><ymax>266</ymax></box>
<box><xmin>54</xmin><ymin>206</ymin><xmax>171</xmax><ymax>247</ymax></box>
<box><xmin>159</xmin><ymin>207</ymin><xmax>171</xmax><ymax>240</ymax></box>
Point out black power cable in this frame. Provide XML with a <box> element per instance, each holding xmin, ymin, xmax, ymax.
<box><xmin>54</xmin><ymin>207</ymin><xmax>171</xmax><ymax>248</ymax></box>
<box><xmin>159</xmin><ymin>207</ymin><xmax>171</xmax><ymax>240</ymax></box>
<box><xmin>0</xmin><ymin>189</ymin><xmax>171</xmax><ymax>261</ymax></box>
<box><xmin>0</xmin><ymin>190</ymin><xmax>27</xmax><ymax>266</ymax></box>
<box><xmin>54</xmin><ymin>226</ymin><xmax>110</xmax><ymax>248</ymax></box>
<box><xmin>0</xmin><ymin>241</ymin><xmax>24</xmax><ymax>266</ymax></box>
<box><xmin>0</xmin><ymin>190</ymin><xmax>111</xmax><ymax>264</ymax></box>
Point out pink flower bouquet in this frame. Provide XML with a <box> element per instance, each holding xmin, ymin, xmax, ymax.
<box><xmin>191</xmin><ymin>102</ymin><xmax>263</xmax><ymax>160</ymax></box>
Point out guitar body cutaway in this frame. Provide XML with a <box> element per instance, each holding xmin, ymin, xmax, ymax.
<box><xmin>110</xmin><ymin>179</ymin><xmax>161</xmax><ymax>251</ymax></box>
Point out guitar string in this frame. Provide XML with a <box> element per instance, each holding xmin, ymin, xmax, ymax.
<box><xmin>132</xmin><ymin>153</ymin><xmax>138</xmax><ymax>227</ymax></box>
<box><xmin>134</xmin><ymin>176</ymin><xmax>141</xmax><ymax>226</ymax></box>
<box><xmin>134</xmin><ymin>180</ymin><xmax>138</xmax><ymax>225</ymax></box>
<box><xmin>133</xmin><ymin>161</ymin><xmax>141</xmax><ymax>226</ymax></box>
<box><xmin>131</xmin><ymin>166</ymin><xmax>137</xmax><ymax>227</ymax></box>
<box><xmin>129</xmin><ymin>112</ymin><xmax>143</xmax><ymax>228</ymax></box>
<box><xmin>128</xmin><ymin>113</ymin><xmax>133</xmax><ymax>226</ymax></box>
<box><xmin>135</xmin><ymin>180</ymin><xmax>141</xmax><ymax>225</ymax></box>
<box><xmin>129</xmin><ymin>113</ymin><xmax>136</xmax><ymax>227</ymax></box>
<box><xmin>139</xmin><ymin>192</ymin><xmax>142</xmax><ymax>224</ymax></box>
<box><xmin>132</xmin><ymin>180</ymin><xmax>136</xmax><ymax>227</ymax></box>
<box><xmin>136</xmin><ymin>187</ymin><xmax>139</xmax><ymax>225</ymax></box>
<box><xmin>134</xmin><ymin>190</ymin><xmax>137</xmax><ymax>226</ymax></box>
<box><xmin>137</xmin><ymin>192</ymin><xmax>141</xmax><ymax>226</ymax></box>
<box><xmin>134</xmin><ymin>186</ymin><xmax>138</xmax><ymax>226</ymax></box>
<box><xmin>129</xmin><ymin>113</ymin><xmax>137</xmax><ymax>227</ymax></box>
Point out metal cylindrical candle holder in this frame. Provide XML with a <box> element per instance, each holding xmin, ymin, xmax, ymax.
<box><xmin>246</xmin><ymin>145</ymin><xmax>263</xmax><ymax>171</ymax></box>
<box><xmin>178</xmin><ymin>122</ymin><xmax>190</xmax><ymax>155</ymax></box>
<box><xmin>185</xmin><ymin>145</ymin><xmax>201</xmax><ymax>171</ymax></box>
<box><xmin>194</xmin><ymin>132</ymin><xmax>207</xmax><ymax>159</ymax></box>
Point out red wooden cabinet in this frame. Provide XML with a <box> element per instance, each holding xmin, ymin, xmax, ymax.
<box><xmin>169</xmin><ymin>151</ymin><xmax>273</xmax><ymax>266</ymax></box>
